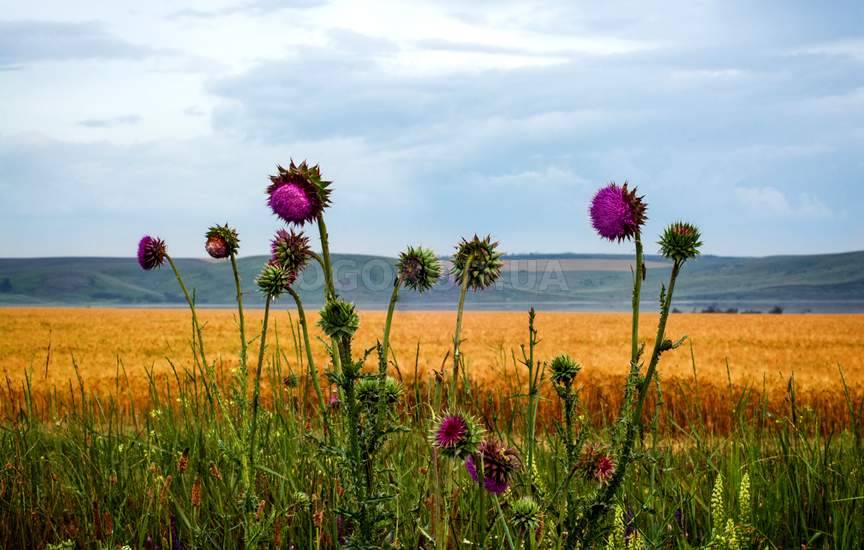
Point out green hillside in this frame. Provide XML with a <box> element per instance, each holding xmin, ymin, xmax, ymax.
<box><xmin>1</xmin><ymin>251</ymin><xmax>862</xmax><ymax>311</ymax></box>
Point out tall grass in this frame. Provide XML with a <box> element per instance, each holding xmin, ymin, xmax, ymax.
<box><xmin>2</xmin><ymin>323</ymin><xmax>862</xmax><ymax>548</ymax></box>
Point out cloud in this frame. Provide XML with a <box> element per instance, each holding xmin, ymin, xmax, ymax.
<box><xmin>733</xmin><ymin>186</ymin><xmax>833</xmax><ymax>218</ymax></box>
<box><xmin>77</xmin><ymin>115</ymin><xmax>142</xmax><ymax>128</ymax></box>
<box><xmin>0</xmin><ymin>20</ymin><xmax>150</xmax><ymax>64</ymax></box>
<box><xmin>171</xmin><ymin>0</ymin><xmax>326</xmax><ymax>19</ymax></box>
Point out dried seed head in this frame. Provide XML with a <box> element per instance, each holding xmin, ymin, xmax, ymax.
<box><xmin>191</xmin><ymin>476</ymin><xmax>202</xmax><ymax>508</ymax></box>
<box><xmin>209</xmin><ymin>463</ymin><xmax>223</xmax><ymax>481</ymax></box>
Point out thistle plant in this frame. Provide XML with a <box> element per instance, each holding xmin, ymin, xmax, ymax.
<box><xmin>450</xmin><ymin>234</ymin><xmax>503</xmax><ymax>397</ymax></box>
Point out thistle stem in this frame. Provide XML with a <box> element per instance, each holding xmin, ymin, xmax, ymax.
<box><xmin>287</xmin><ymin>287</ymin><xmax>330</xmax><ymax>439</ymax></box>
<box><xmin>167</xmin><ymin>255</ymin><xmax>232</xmax><ymax>431</ymax></box>
<box><xmin>230</xmin><ymin>253</ymin><xmax>249</xmax><ymax>415</ymax></box>
<box><xmin>316</xmin><ymin>213</ymin><xmax>337</xmax><ymax>301</ymax></box>
<box><xmin>451</xmin><ymin>253</ymin><xmax>474</xmax><ymax>400</ymax></box>
<box><xmin>631</xmin><ymin>233</ymin><xmax>644</xmax><ymax>366</ymax></box>
<box><xmin>248</xmin><ymin>294</ymin><xmax>272</xmax><ymax>467</ymax></box>
<box><xmin>382</xmin><ymin>280</ymin><xmax>401</xmax><ymax>369</ymax></box>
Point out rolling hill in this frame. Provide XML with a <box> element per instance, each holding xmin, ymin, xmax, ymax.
<box><xmin>0</xmin><ymin>251</ymin><xmax>862</xmax><ymax>312</ymax></box>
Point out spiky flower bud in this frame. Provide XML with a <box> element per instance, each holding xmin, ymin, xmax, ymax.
<box><xmin>550</xmin><ymin>354</ymin><xmax>581</xmax><ymax>389</ymax></box>
<box><xmin>589</xmin><ymin>182</ymin><xmax>647</xmax><ymax>242</ymax></box>
<box><xmin>397</xmin><ymin>246</ymin><xmax>441</xmax><ymax>292</ymax></box>
<box><xmin>318</xmin><ymin>299</ymin><xmax>360</xmax><ymax>339</ymax></box>
<box><xmin>137</xmin><ymin>236</ymin><xmax>167</xmax><ymax>270</ymax></box>
<box><xmin>452</xmin><ymin>234</ymin><xmax>504</xmax><ymax>291</ymax></box>
<box><xmin>271</xmin><ymin>229</ymin><xmax>311</xmax><ymax>273</ymax></box>
<box><xmin>659</xmin><ymin>221</ymin><xmax>702</xmax><ymax>262</ymax></box>
<box><xmin>429</xmin><ymin>412</ymin><xmax>484</xmax><ymax>459</ymax></box>
<box><xmin>511</xmin><ymin>497</ymin><xmax>542</xmax><ymax>534</ymax></box>
<box><xmin>256</xmin><ymin>263</ymin><xmax>294</xmax><ymax>298</ymax></box>
<box><xmin>204</xmin><ymin>224</ymin><xmax>239</xmax><ymax>259</ymax></box>
<box><xmin>464</xmin><ymin>439</ymin><xmax>522</xmax><ymax>494</ymax></box>
<box><xmin>267</xmin><ymin>160</ymin><xmax>332</xmax><ymax>225</ymax></box>
<box><xmin>357</xmin><ymin>376</ymin><xmax>403</xmax><ymax>408</ymax></box>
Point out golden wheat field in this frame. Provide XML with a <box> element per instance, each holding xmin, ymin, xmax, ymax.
<box><xmin>2</xmin><ymin>308</ymin><xmax>862</xmax><ymax>419</ymax></box>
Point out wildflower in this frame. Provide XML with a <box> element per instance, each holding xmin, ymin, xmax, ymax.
<box><xmin>397</xmin><ymin>246</ymin><xmax>441</xmax><ymax>292</ymax></box>
<box><xmin>549</xmin><ymin>354</ymin><xmax>581</xmax><ymax>389</ymax></box>
<box><xmin>191</xmin><ymin>476</ymin><xmax>202</xmax><ymax>508</ymax></box>
<box><xmin>429</xmin><ymin>412</ymin><xmax>483</xmax><ymax>459</ymax></box>
<box><xmin>256</xmin><ymin>263</ymin><xmax>295</xmax><ymax>298</ymax></box>
<box><xmin>204</xmin><ymin>224</ymin><xmax>239</xmax><ymax>259</ymax></box>
<box><xmin>256</xmin><ymin>500</ymin><xmax>266</xmax><ymax>521</ymax></box>
<box><xmin>318</xmin><ymin>299</ymin><xmax>360</xmax><ymax>339</ymax></box>
<box><xmin>465</xmin><ymin>439</ymin><xmax>521</xmax><ymax>494</ymax></box>
<box><xmin>510</xmin><ymin>496</ymin><xmax>542</xmax><ymax>532</ymax></box>
<box><xmin>452</xmin><ymin>234</ymin><xmax>504</xmax><ymax>291</ymax></box>
<box><xmin>209</xmin><ymin>463</ymin><xmax>223</xmax><ymax>481</ymax></box>
<box><xmin>595</xmin><ymin>454</ymin><xmax>616</xmax><ymax>485</ymax></box>
<box><xmin>711</xmin><ymin>473</ymin><xmax>725</xmax><ymax>538</ymax></box>
<box><xmin>137</xmin><ymin>236</ymin><xmax>166</xmax><ymax>270</ymax></box>
<box><xmin>328</xmin><ymin>388</ymin><xmax>341</xmax><ymax>410</ymax></box>
<box><xmin>267</xmin><ymin>160</ymin><xmax>331</xmax><ymax>225</ymax></box>
<box><xmin>282</xmin><ymin>374</ymin><xmax>299</xmax><ymax>388</ymax></box>
<box><xmin>658</xmin><ymin>221</ymin><xmax>702</xmax><ymax>262</ymax></box>
<box><xmin>589</xmin><ymin>182</ymin><xmax>646</xmax><ymax>242</ymax></box>
<box><xmin>177</xmin><ymin>448</ymin><xmax>189</xmax><ymax>474</ymax></box>
<box><xmin>270</xmin><ymin>228</ymin><xmax>311</xmax><ymax>273</ymax></box>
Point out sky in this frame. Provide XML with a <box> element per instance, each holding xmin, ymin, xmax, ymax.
<box><xmin>1</xmin><ymin>0</ymin><xmax>862</xmax><ymax>259</ymax></box>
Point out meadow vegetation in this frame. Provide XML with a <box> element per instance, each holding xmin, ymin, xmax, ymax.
<box><xmin>2</xmin><ymin>164</ymin><xmax>862</xmax><ymax>549</ymax></box>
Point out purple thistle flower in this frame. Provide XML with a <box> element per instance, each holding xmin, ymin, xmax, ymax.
<box><xmin>435</xmin><ymin>415</ymin><xmax>468</xmax><ymax>449</ymax></box>
<box><xmin>464</xmin><ymin>439</ymin><xmax>521</xmax><ymax>495</ymax></box>
<box><xmin>269</xmin><ymin>183</ymin><xmax>314</xmax><ymax>224</ymax></box>
<box><xmin>595</xmin><ymin>454</ymin><xmax>616</xmax><ymax>485</ymax></box>
<box><xmin>137</xmin><ymin>236</ymin><xmax>167</xmax><ymax>271</ymax></box>
<box><xmin>267</xmin><ymin>161</ymin><xmax>330</xmax><ymax>225</ymax></box>
<box><xmin>589</xmin><ymin>182</ymin><xmax>646</xmax><ymax>242</ymax></box>
<box><xmin>465</xmin><ymin>455</ymin><xmax>511</xmax><ymax>494</ymax></box>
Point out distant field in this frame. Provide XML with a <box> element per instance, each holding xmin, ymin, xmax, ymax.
<box><xmin>2</xmin><ymin>308</ymin><xmax>861</xmax><ymax>423</ymax></box>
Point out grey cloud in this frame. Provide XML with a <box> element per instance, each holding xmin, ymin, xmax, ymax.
<box><xmin>78</xmin><ymin>115</ymin><xmax>142</xmax><ymax>128</ymax></box>
<box><xmin>0</xmin><ymin>20</ymin><xmax>150</xmax><ymax>64</ymax></box>
<box><xmin>171</xmin><ymin>0</ymin><xmax>326</xmax><ymax>19</ymax></box>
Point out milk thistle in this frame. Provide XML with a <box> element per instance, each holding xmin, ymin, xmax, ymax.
<box><xmin>137</xmin><ymin>236</ymin><xmax>166</xmax><ymax>270</ymax></box>
<box><xmin>464</xmin><ymin>439</ymin><xmax>522</xmax><ymax>494</ymax></box>
<box><xmin>450</xmin><ymin>235</ymin><xmax>503</xmax><ymax>398</ymax></box>
<box><xmin>270</xmin><ymin>228</ymin><xmax>312</xmax><ymax>273</ymax></box>
<box><xmin>267</xmin><ymin>160</ymin><xmax>331</xmax><ymax>226</ymax></box>
<box><xmin>204</xmin><ymin>224</ymin><xmax>239</xmax><ymax>260</ymax></box>
<box><xmin>429</xmin><ymin>412</ymin><xmax>483</xmax><ymax>458</ymax></box>
<box><xmin>589</xmin><ymin>182</ymin><xmax>646</xmax><ymax>243</ymax></box>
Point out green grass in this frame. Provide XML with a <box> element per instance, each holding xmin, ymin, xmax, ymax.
<box><xmin>2</xmin><ymin>325</ymin><xmax>862</xmax><ymax>549</ymax></box>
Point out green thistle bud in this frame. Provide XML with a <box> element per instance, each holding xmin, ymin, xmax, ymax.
<box><xmin>510</xmin><ymin>496</ymin><xmax>542</xmax><ymax>532</ymax></box>
<box><xmin>452</xmin><ymin>234</ymin><xmax>504</xmax><ymax>291</ymax></box>
<box><xmin>318</xmin><ymin>299</ymin><xmax>360</xmax><ymax>339</ymax></box>
<box><xmin>256</xmin><ymin>263</ymin><xmax>294</xmax><ymax>298</ymax></box>
<box><xmin>658</xmin><ymin>222</ymin><xmax>702</xmax><ymax>262</ymax></box>
<box><xmin>356</xmin><ymin>376</ymin><xmax>403</xmax><ymax>407</ymax></box>
<box><xmin>550</xmin><ymin>354</ymin><xmax>581</xmax><ymax>388</ymax></box>
<box><xmin>205</xmin><ymin>224</ymin><xmax>240</xmax><ymax>259</ymax></box>
<box><xmin>271</xmin><ymin>229</ymin><xmax>311</xmax><ymax>273</ymax></box>
<box><xmin>397</xmin><ymin>246</ymin><xmax>441</xmax><ymax>293</ymax></box>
